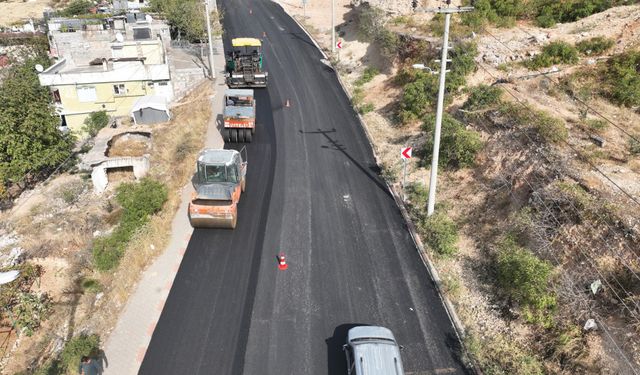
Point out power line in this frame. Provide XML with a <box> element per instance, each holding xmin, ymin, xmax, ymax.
<box><xmin>510</xmin><ymin>25</ymin><xmax>640</xmax><ymax>145</ymax></box>
<box><xmin>463</xmin><ymin>75</ymin><xmax>640</xmax><ymax>372</ymax></box>
<box><xmin>480</xmin><ymin>28</ymin><xmax>640</xmax><ymax>209</ymax></box>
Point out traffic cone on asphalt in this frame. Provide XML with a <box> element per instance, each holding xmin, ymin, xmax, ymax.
<box><xmin>285</xmin><ymin>99</ymin><xmax>291</xmax><ymax>108</ymax></box>
<box><xmin>278</xmin><ymin>253</ymin><xmax>288</xmax><ymax>270</ymax></box>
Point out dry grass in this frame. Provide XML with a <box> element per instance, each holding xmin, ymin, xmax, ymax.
<box><xmin>86</xmin><ymin>81</ymin><xmax>211</xmax><ymax>334</ymax></box>
<box><xmin>106</xmin><ymin>139</ymin><xmax>151</xmax><ymax>158</ymax></box>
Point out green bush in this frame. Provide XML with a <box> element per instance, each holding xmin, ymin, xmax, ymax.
<box><xmin>59</xmin><ymin>334</ymin><xmax>101</xmax><ymax>373</ymax></box>
<box><xmin>81</xmin><ymin>278</ymin><xmax>102</xmax><ymax>293</ymax></box>
<box><xmin>92</xmin><ymin>178</ymin><xmax>167</xmax><ymax>271</ymax></box>
<box><xmin>356</xmin><ymin>5</ymin><xmax>399</xmax><ymax>59</ymax></box>
<box><xmin>629</xmin><ymin>138</ymin><xmax>640</xmax><ymax>155</ymax></box>
<box><xmin>358</xmin><ymin>102</ymin><xmax>375</xmax><ymax>114</ymax></box>
<box><xmin>399</xmin><ymin>42</ymin><xmax>477</xmax><ymax>122</ymax></box>
<box><xmin>11</xmin><ymin>292</ymin><xmax>51</xmax><ymax>336</ymax></box>
<box><xmin>534</xmin><ymin>111</ymin><xmax>568</xmax><ymax>144</ymax></box>
<box><xmin>525</xmin><ymin>42</ymin><xmax>579</xmax><ymax>70</ymax></box>
<box><xmin>496</xmin><ymin>236</ymin><xmax>556</xmax><ymax>326</ymax></box>
<box><xmin>355</xmin><ymin>67</ymin><xmax>380</xmax><ymax>86</ymax></box>
<box><xmin>420</xmin><ymin>113</ymin><xmax>483</xmax><ymax>169</ymax></box>
<box><xmin>463</xmin><ymin>85</ymin><xmax>503</xmax><ymax>111</ymax></box>
<box><xmin>421</xmin><ymin>211</ymin><xmax>459</xmax><ymax>257</ymax></box>
<box><xmin>605</xmin><ymin>50</ymin><xmax>640</xmax><ymax>107</ymax></box>
<box><xmin>584</xmin><ymin>118</ymin><xmax>608</xmax><ymax>133</ymax></box>
<box><xmin>576</xmin><ymin>37</ymin><xmax>614</xmax><ymax>56</ymax></box>
<box><xmin>59</xmin><ymin>0</ymin><xmax>94</xmax><ymax>16</ymax></box>
<box><xmin>82</xmin><ymin>111</ymin><xmax>110</xmax><ymax>137</ymax></box>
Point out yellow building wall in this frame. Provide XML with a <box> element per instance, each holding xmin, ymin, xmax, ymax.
<box><xmin>57</xmin><ymin>80</ymin><xmax>155</xmax><ymax>133</ymax></box>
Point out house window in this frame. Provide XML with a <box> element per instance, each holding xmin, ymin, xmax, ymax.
<box><xmin>52</xmin><ymin>89</ymin><xmax>61</xmax><ymax>104</ymax></box>
<box><xmin>76</xmin><ymin>86</ymin><xmax>97</xmax><ymax>102</ymax></box>
<box><xmin>113</xmin><ymin>84</ymin><xmax>126</xmax><ymax>95</ymax></box>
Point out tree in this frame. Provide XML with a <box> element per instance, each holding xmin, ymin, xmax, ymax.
<box><xmin>83</xmin><ymin>111</ymin><xmax>110</xmax><ymax>137</ymax></box>
<box><xmin>420</xmin><ymin>113</ymin><xmax>483</xmax><ymax>169</ymax></box>
<box><xmin>148</xmin><ymin>0</ymin><xmax>207</xmax><ymax>41</ymax></box>
<box><xmin>0</xmin><ymin>50</ymin><xmax>74</xmax><ymax>197</ymax></box>
<box><xmin>59</xmin><ymin>0</ymin><xmax>94</xmax><ymax>16</ymax></box>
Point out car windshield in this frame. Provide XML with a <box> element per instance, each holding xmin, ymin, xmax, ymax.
<box><xmin>199</xmin><ymin>163</ymin><xmax>238</xmax><ymax>183</ymax></box>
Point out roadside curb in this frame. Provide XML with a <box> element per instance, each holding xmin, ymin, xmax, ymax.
<box><xmin>282</xmin><ymin>4</ymin><xmax>474</xmax><ymax>370</ymax></box>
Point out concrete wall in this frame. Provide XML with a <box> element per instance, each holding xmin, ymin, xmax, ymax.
<box><xmin>91</xmin><ymin>156</ymin><xmax>150</xmax><ymax>192</ymax></box>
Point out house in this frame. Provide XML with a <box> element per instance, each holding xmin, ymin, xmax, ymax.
<box><xmin>38</xmin><ymin>56</ymin><xmax>172</xmax><ymax>132</ymax></box>
<box><xmin>113</xmin><ymin>0</ymin><xmax>150</xmax><ymax>11</ymax></box>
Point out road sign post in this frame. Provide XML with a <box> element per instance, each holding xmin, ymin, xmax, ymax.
<box><xmin>401</xmin><ymin>147</ymin><xmax>412</xmax><ymax>200</ymax></box>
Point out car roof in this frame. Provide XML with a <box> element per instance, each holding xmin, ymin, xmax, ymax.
<box><xmin>348</xmin><ymin>326</ymin><xmax>404</xmax><ymax>375</ymax></box>
<box><xmin>348</xmin><ymin>326</ymin><xmax>396</xmax><ymax>342</ymax></box>
<box><xmin>197</xmin><ymin>149</ymin><xmax>238</xmax><ymax>165</ymax></box>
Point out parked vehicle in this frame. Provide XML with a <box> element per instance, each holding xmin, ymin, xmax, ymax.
<box><xmin>343</xmin><ymin>326</ymin><xmax>405</xmax><ymax>375</ymax></box>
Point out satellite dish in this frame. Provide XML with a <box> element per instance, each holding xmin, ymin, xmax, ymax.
<box><xmin>115</xmin><ymin>32</ymin><xmax>124</xmax><ymax>42</ymax></box>
<box><xmin>35</xmin><ymin>64</ymin><xmax>44</xmax><ymax>72</ymax></box>
<box><xmin>0</xmin><ymin>270</ymin><xmax>20</xmax><ymax>286</ymax></box>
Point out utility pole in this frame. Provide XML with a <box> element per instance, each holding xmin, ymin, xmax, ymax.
<box><xmin>204</xmin><ymin>0</ymin><xmax>216</xmax><ymax>79</ymax></box>
<box><xmin>331</xmin><ymin>0</ymin><xmax>335</xmax><ymax>54</ymax></box>
<box><xmin>420</xmin><ymin>2</ymin><xmax>473</xmax><ymax>216</ymax></box>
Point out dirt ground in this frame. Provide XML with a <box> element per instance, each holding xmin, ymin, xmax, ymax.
<box><xmin>278</xmin><ymin>0</ymin><xmax>640</xmax><ymax>372</ymax></box>
<box><xmin>0</xmin><ymin>0</ymin><xmax>56</xmax><ymax>27</ymax></box>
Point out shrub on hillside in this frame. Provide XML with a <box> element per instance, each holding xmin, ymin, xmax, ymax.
<box><xmin>463</xmin><ymin>85</ymin><xmax>503</xmax><ymax>111</ymax></box>
<box><xmin>399</xmin><ymin>42</ymin><xmax>477</xmax><ymax>122</ymax></box>
<box><xmin>576</xmin><ymin>37</ymin><xmax>614</xmax><ymax>56</ymax></box>
<box><xmin>92</xmin><ymin>178</ymin><xmax>167</xmax><ymax>271</ymax></box>
<box><xmin>356</xmin><ymin>5</ymin><xmax>399</xmax><ymax>59</ymax></box>
<box><xmin>421</xmin><ymin>211</ymin><xmax>459</xmax><ymax>257</ymax></box>
<box><xmin>496</xmin><ymin>236</ymin><xmax>556</xmax><ymax>326</ymax></box>
<box><xmin>525</xmin><ymin>42</ymin><xmax>579</xmax><ymax>70</ymax></box>
<box><xmin>420</xmin><ymin>113</ymin><xmax>483</xmax><ymax>169</ymax></box>
<box><xmin>604</xmin><ymin>50</ymin><xmax>640</xmax><ymax>107</ymax></box>
<box><xmin>355</xmin><ymin>67</ymin><xmax>380</xmax><ymax>86</ymax></box>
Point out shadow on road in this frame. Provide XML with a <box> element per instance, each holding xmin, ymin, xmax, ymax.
<box><xmin>326</xmin><ymin>323</ymin><xmax>370</xmax><ymax>375</ymax></box>
<box><xmin>300</xmin><ymin>128</ymin><xmax>391</xmax><ymax>198</ymax></box>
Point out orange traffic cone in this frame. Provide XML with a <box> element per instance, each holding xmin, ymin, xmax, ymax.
<box><xmin>278</xmin><ymin>253</ymin><xmax>288</xmax><ymax>270</ymax></box>
<box><xmin>285</xmin><ymin>99</ymin><xmax>291</xmax><ymax>108</ymax></box>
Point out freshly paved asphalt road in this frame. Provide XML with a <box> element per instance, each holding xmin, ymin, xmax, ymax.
<box><xmin>139</xmin><ymin>0</ymin><xmax>468</xmax><ymax>374</ymax></box>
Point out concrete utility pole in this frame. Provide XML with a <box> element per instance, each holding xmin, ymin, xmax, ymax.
<box><xmin>420</xmin><ymin>2</ymin><xmax>473</xmax><ymax>216</ymax></box>
<box><xmin>204</xmin><ymin>0</ymin><xmax>216</xmax><ymax>79</ymax></box>
<box><xmin>331</xmin><ymin>0</ymin><xmax>336</xmax><ymax>53</ymax></box>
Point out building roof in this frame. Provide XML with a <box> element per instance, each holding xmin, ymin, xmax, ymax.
<box><xmin>38</xmin><ymin>58</ymin><xmax>170</xmax><ymax>86</ymax></box>
<box><xmin>131</xmin><ymin>95</ymin><xmax>168</xmax><ymax>113</ymax></box>
<box><xmin>232</xmin><ymin>38</ymin><xmax>261</xmax><ymax>47</ymax></box>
